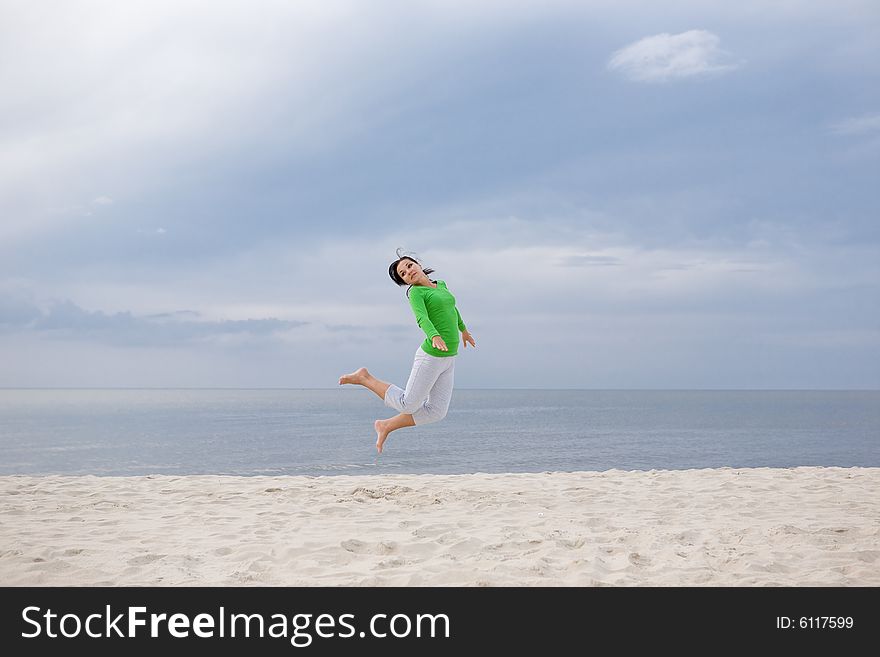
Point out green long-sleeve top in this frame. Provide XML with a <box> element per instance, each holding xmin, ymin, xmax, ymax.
<box><xmin>409</xmin><ymin>280</ymin><xmax>467</xmax><ymax>357</ymax></box>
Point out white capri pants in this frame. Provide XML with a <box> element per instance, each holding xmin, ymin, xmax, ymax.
<box><xmin>384</xmin><ymin>346</ymin><xmax>456</xmax><ymax>425</ymax></box>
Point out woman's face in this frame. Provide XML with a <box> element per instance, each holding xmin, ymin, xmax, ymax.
<box><xmin>396</xmin><ymin>259</ymin><xmax>423</xmax><ymax>285</ymax></box>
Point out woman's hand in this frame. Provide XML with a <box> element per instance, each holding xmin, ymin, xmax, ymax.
<box><xmin>462</xmin><ymin>330</ymin><xmax>476</xmax><ymax>348</ymax></box>
<box><xmin>431</xmin><ymin>335</ymin><xmax>448</xmax><ymax>352</ymax></box>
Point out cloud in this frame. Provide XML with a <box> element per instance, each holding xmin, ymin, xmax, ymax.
<box><xmin>830</xmin><ymin>113</ymin><xmax>880</xmax><ymax>136</ymax></box>
<box><xmin>558</xmin><ymin>254</ymin><xmax>622</xmax><ymax>267</ymax></box>
<box><xmin>91</xmin><ymin>196</ymin><xmax>114</xmax><ymax>206</ymax></box>
<box><xmin>136</xmin><ymin>227</ymin><xmax>168</xmax><ymax>235</ymax></box>
<box><xmin>0</xmin><ymin>296</ymin><xmax>43</xmax><ymax>327</ymax></box>
<box><xmin>607</xmin><ymin>29</ymin><xmax>740</xmax><ymax>82</ymax></box>
<box><xmin>0</xmin><ymin>297</ymin><xmax>308</xmax><ymax>347</ymax></box>
<box><xmin>0</xmin><ymin>0</ymin><xmax>560</xmax><ymax>245</ymax></box>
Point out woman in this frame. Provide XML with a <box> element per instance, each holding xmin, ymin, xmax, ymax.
<box><xmin>339</xmin><ymin>251</ymin><xmax>476</xmax><ymax>454</ymax></box>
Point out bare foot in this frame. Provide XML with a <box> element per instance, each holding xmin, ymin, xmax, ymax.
<box><xmin>375</xmin><ymin>419</ymin><xmax>391</xmax><ymax>454</ymax></box>
<box><xmin>338</xmin><ymin>367</ymin><xmax>368</xmax><ymax>386</ymax></box>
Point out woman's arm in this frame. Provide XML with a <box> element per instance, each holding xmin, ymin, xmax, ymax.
<box><xmin>409</xmin><ymin>290</ymin><xmax>440</xmax><ymax>340</ymax></box>
<box><xmin>457</xmin><ymin>309</ymin><xmax>476</xmax><ymax>348</ymax></box>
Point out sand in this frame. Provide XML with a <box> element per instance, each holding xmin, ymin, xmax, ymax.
<box><xmin>1</xmin><ymin>467</ymin><xmax>878</xmax><ymax>586</ymax></box>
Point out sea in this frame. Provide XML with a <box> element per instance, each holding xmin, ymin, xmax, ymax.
<box><xmin>0</xmin><ymin>389</ymin><xmax>877</xmax><ymax>477</ymax></box>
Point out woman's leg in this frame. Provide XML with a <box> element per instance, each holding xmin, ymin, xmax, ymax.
<box><xmin>340</xmin><ymin>349</ymin><xmax>448</xmax><ymax>453</ymax></box>
<box><xmin>383</xmin><ymin>349</ymin><xmax>444</xmax><ymax>415</ymax></box>
<box><xmin>376</xmin><ymin>357</ymin><xmax>455</xmax><ymax>453</ymax></box>
<box><xmin>374</xmin><ymin>413</ymin><xmax>416</xmax><ymax>454</ymax></box>
<box><xmin>338</xmin><ymin>367</ymin><xmax>392</xmax><ymax>401</ymax></box>
<box><xmin>414</xmin><ymin>358</ymin><xmax>455</xmax><ymax>425</ymax></box>
<box><xmin>338</xmin><ymin>363</ymin><xmax>420</xmax><ymax>453</ymax></box>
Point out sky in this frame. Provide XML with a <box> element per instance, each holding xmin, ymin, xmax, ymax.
<box><xmin>1</xmin><ymin>0</ymin><xmax>878</xmax><ymax>389</ymax></box>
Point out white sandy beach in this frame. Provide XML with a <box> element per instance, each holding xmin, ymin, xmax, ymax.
<box><xmin>1</xmin><ymin>467</ymin><xmax>878</xmax><ymax>586</ymax></box>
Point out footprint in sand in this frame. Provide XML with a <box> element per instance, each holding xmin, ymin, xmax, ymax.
<box><xmin>628</xmin><ymin>552</ymin><xmax>650</xmax><ymax>567</ymax></box>
<box><xmin>340</xmin><ymin>539</ymin><xmax>397</xmax><ymax>555</ymax></box>
<box><xmin>341</xmin><ymin>539</ymin><xmax>367</xmax><ymax>553</ymax></box>
<box><xmin>126</xmin><ymin>553</ymin><xmax>166</xmax><ymax>566</ymax></box>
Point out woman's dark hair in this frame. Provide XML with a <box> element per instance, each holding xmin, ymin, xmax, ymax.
<box><xmin>388</xmin><ymin>248</ymin><xmax>435</xmax><ymax>296</ymax></box>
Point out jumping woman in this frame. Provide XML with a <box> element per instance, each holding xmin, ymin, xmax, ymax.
<box><xmin>338</xmin><ymin>251</ymin><xmax>476</xmax><ymax>454</ymax></box>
